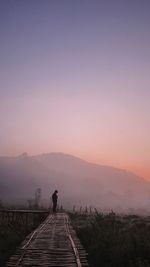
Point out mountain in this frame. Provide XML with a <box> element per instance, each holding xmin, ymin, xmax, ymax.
<box><xmin>0</xmin><ymin>152</ymin><xmax>150</xmax><ymax>211</ymax></box>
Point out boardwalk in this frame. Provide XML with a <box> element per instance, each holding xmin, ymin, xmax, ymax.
<box><xmin>7</xmin><ymin>213</ymin><xmax>88</xmax><ymax>267</ymax></box>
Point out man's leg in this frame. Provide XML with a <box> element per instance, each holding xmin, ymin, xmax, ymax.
<box><xmin>53</xmin><ymin>202</ymin><xmax>57</xmax><ymax>213</ymax></box>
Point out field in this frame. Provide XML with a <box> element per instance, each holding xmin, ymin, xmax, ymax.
<box><xmin>0</xmin><ymin>214</ymin><xmax>45</xmax><ymax>267</ymax></box>
<box><xmin>0</xmin><ymin>223</ymin><xmax>26</xmax><ymax>266</ymax></box>
<box><xmin>70</xmin><ymin>212</ymin><xmax>150</xmax><ymax>267</ymax></box>
<box><xmin>1</xmin><ymin>211</ymin><xmax>150</xmax><ymax>267</ymax></box>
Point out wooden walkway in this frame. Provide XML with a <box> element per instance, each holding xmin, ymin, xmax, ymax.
<box><xmin>7</xmin><ymin>213</ymin><xmax>88</xmax><ymax>267</ymax></box>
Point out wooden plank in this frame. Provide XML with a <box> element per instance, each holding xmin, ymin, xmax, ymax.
<box><xmin>7</xmin><ymin>213</ymin><xmax>88</xmax><ymax>267</ymax></box>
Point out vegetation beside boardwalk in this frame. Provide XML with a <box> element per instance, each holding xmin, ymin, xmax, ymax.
<box><xmin>70</xmin><ymin>212</ymin><xmax>150</xmax><ymax>267</ymax></box>
<box><xmin>0</xmin><ymin>223</ymin><xmax>24</xmax><ymax>266</ymax></box>
<box><xmin>0</xmin><ymin>213</ymin><xmax>46</xmax><ymax>266</ymax></box>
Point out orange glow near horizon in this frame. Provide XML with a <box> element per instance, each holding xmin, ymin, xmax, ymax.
<box><xmin>1</xmin><ymin>146</ymin><xmax>150</xmax><ymax>181</ymax></box>
<box><xmin>77</xmin><ymin>153</ymin><xmax>150</xmax><ymax>181</ymax></box>
<box><xmin>0</xmin><ymin>1</ymin><xmax>150</xmax><ymax>183</ymax></box>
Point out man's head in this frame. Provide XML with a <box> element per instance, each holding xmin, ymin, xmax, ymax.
<box><xmin>54</xmin><ymin>190</ymin><xmax>58</xmax><ymax>194</ymax></box>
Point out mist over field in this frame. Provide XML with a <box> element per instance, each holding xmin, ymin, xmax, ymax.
<box><xmin>0</xmin><ymin>152</ymin><xmax>150</xmax><ymax>212</ymax></box>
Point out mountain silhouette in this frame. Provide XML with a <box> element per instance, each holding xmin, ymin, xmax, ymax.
<box><xmin>0</xmin><ymin>152</ymin><xmax>150</xmax><ymax>211</ymax></box>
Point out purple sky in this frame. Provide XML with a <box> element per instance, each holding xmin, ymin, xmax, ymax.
<box><xmin>0</xmin><ymin>0</ymin><xmax>150</xmax><ymax>179</ymax></box>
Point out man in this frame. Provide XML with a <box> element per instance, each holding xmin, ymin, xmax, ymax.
<box><xmin>52</xmin><ymin>190</ymin><xmax>58</xmax><ymax>213</ymax></box>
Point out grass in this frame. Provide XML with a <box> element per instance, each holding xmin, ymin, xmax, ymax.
<box><xmin>70</xmin><ymin>212</ymin><xmax>150</xmax><ymax>267</ymax></box>
<box><xmin>0</xmin><ymin>223</ymin><xmax>24</xmax><ymax>266</ymax></box>
<box><xmin>0</xmin><ymin>213</ymin><xmax>47</xmax><ymax>266</ymax></box>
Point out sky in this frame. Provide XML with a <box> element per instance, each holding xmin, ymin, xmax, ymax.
<box><xmin>0</xmin><ymin>0</ymin><xmax>150</xmax><ymax>180</ymax></box>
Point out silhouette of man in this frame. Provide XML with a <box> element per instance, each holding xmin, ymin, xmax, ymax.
<box><xmin>52</xmin><ymin>190</ymin><xmax>58</xmax><ymax>213</ymax></box>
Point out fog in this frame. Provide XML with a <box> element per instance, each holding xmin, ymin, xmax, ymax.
<box><xmin>0</xmin><ymin>152</ymin><xmax>150</xmax><ymax>213</ymax></box>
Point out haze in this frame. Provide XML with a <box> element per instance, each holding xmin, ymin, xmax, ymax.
<box><xmin>0</xmin><ymin>1</ymin><xmax>150</xmax><ymax>180</ymax></box>
<box><xmin>1</xmin><ymin>153</ymin><xmax>150</xmax><ymax>212</ymax></box>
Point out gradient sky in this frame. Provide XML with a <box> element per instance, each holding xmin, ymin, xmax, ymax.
<box><xmin>0</xmin><ymin>0</ymin><xmax>150</xmax><ymax>179</ymax></box>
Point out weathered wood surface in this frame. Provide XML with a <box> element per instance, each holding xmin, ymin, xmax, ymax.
<box><xmin>7</xmin><ymin>213</ymin><xmax>88</xmax><ymax>267</ymax></box>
